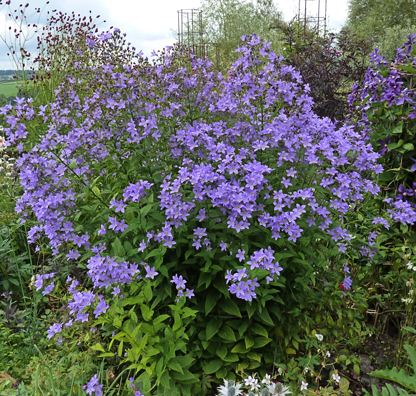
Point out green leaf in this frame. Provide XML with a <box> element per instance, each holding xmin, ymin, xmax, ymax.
<box><xmin>206</xmin><ymin>319</ymin><xmax>222</xmax><ymax>341</ymax></box>
<box><xmin>231</xmin><ymin>342</ymin><xmax>246</xmax><ymax>354</ymax></box>
<box><xmin>388</xmin><ymin>139</ymin><xmax>404</xmax><ymax>150</ymax></box>
<box><xmin>143</xmin><ymin>283</ymin><xmax>153</xmax><ymax>302</ymax></box>
<box><xmin>140</xmin><ymin>203</ymin><xmax>153</xmax><ymax>216</ymax></box>
<box><xmin>244</xmin><ymin>335</ymin><xmax>255</xmax><ymax>349</ymax></box>
<box><xmin>91</xmin><ymin>186</ymin><xmax>101</xmax><ymax>197</ymax></box>
<box><xmin>257</xmin><ymin>308</ymin><xmax>274</xmax><ymax>326</ymax></box>
<box><xmin>111</xmin><ymin>238</ymin><xmax>125</xmax><ymax>256</ymax></box>
<box><xmin>205</xmin><ymin>292</ymin><xmax>220</xmax><ymax>316</ymax></box>
<box><xmin>91</xmin><ymin>343</ymin><xmax>105</xmax><ymax>352</ymax></box>
<box><xmin>171</xmin><ymin>370</ymin><xmax>199</xmax><ymax>384</ymax></box>
<box><xmin>254</xmin><ymin>336</ymin><xmax>272</xmax><ymax>348</ymax></box>
<box><xmin>168</xmin><ymin>360</ymin><xmax>184</xmax><ymax>374</ymax></box>
<box><xmin>140</xmin><ymin>305</ymin><xmax>154</xmax><ymax>321</ymax></box>
<box><xmin>145</xmin><ymin>246</ymin><xmax>166</xmax><ymax>260</ymax></box>
<box><xmin>403</xmin><ymin>327</ymin><xmax>416</xmax><ymax>335</ymax></box>
<box><xmin>155</xmin><ymin>358</ymin><xmax>165</xmax><ymax>377</ymax></box>
<box><xmin>247</xmin><ymin>352</ymin><xmax>261</xmax><ymax>363</ymax></box>
<box><xmin>216</xmin><ymin>344</ymin><xmax>227</xmax><ymax>360</ymax></box>
<box><xmin>98</xmin><ymin>352</ymin><xmax>115</xmax><ymax>358</ymax></box>
<box><xmin>117</xmin><ymin>340</ymin><xmax>124</xmax><ymax>357</ymax></box>
<box><xmin>218</xmin><ymin>325</ymin><xmax>236</xmax><ymax>342</ymax></box>
<box><xmin>222</xmin><ymin>299</ymin><xmax>242</xmax><ymax>318</ymax></box>
<box><xmin>403</xmin><ymin>143</ymin><xmax>414</xmax><ymax>151</ymax></box>
<box><xmin>392</xmin><ymin>122</ymin><xmax>403</xmax><ymax>134</ymax></box>
<box><xmin>202</xmin><ymin>359</ymin><xmax>223</xmax><ymax>375</ymax></box>
<box><xmin>251</xmin><ymin>323</ymin><xmax>269</xmax><ymax>338</ymax></box>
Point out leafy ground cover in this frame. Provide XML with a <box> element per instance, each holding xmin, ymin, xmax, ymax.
<box><xmin>0</xmin><ymin>1</ymin><xmax>415</xmax><ymax>395</ymax></box>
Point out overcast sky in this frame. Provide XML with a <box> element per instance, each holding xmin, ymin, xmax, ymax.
<box><xmin>0</xmin><ymin>0</ymin><xmax>350</xmax><ymax>69</ymax></box>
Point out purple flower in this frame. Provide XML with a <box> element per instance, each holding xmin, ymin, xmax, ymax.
<box><xmin>144</xmin><ymin>264</ymin><xmax>158</xmax><ymax>279</ymax></box>
<box><xmin>228</xmin><ymin>278</ymin><xmax>259</xmax><ymax>301</ymax></box>
<box><xmin>341</xmin><ymin>276</ymin><xmax>352</xmax><ymax>291</ymax></box>
<box><xmin>84</xmin><ymin>374</ymin><xmax>103</xmax><ymax>396</ymax></box>
<box><xmin>219</xmin><ymin>241</ymin><xmax>228</xmax><ymax>252</ymax></box>
<box><xmin>34</xmin><ymin>273</ymin><xmax>55</xmax><ymax>295</ymax></box>
<box><xmin>94</xmin><ymin>296</ymin><xmax>109</xmax><ymax>318</ymax></box>
<box><xmin>123</xmin><ymin>180</ymin><xmax>152</xmax><ymax>203</ymax></box>
<box><xmin>236</xmin><ymin>249</ymin><xmax>246</xmax><ymax>262</ymax></box>
<box><xmin>138</xmin><ymin>240</ymin><xmax>147</xmax><ymax>252</ymax></box>
<box><xmin>47</xmin><ymin>322</ymin><xmax>63</xmax><ymax>339</ymax></box>
<box><xmin>108</xmin><ymin>217</ymin><xmax>128</xmax><ymax>233</ymax></box>
<box><xmin>372</xmin><ymin>216</ymin><xmax>390</xmax><ymax>229</ymax></box>
<box><xmin>110</xmin><ymin>199</ymin><xmax>126</xmax><ymax>213</ymax></box>
<box><xmin>197</xmin><ymin>208</ymin><xmax>206</xmax><ymax>221</ymax></box>
<box><xmin>171</xmin><ymin>274</ymin><xmax>186</xmax><ymax>290</ymax></box>
<box><xmin>43</xmin><ymin>282</ymin><xmax>55</xmax><ymax>296</ymax></box>
<box><xmin>67</xmin><ymin>249</ymin><xmax>81</xmax><ymax>260</ymax></box>
<box><xmin>86</xmin><ymin>37</ymin><xmax>96</xmax><ymax>48</ymax></box>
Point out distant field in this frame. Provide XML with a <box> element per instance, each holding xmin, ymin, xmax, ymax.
<box><xmin>0</xmin><ymin>80</ymin><xmax>23</xmax><ymax>97</ymax></box>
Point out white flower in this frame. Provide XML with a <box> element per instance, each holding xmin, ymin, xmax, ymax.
<box><xmin>406</xmin><ymin>262</ymin><xmax>415</xmax><ymax>271</ymax></box>
<box><xmin>315</xmin><ymin>333</ymin><xmax>323</xmax><ymax>341</ymax></box>
<box><xmin>261</xmin><ymin>374</ymin><xmax>272</xmax><ymax>385</ymax></box>
<box><xmin>325</xmin><ymin>351</ymin><xmax>331</xmax><ymax>358</ymax></box>
<box><xmin>217</xmin><ymin>380</ymin><xmax>243</xmax><ymax>396</ymax></box>
<box><xmin>332</xmin><ymin>373</ymin><xmax>341</xmax><ymax>383</ymax></box>
<box><xmin>268</xmin><ymin>382</ymin><xmax>292</xmax><ymax>395</ymax></box>
<box><xmin>244</xmin><ymin>376</ymin><xmax>259</xmax><ymax>391</ymax></box>
<box><xmin>300</xmin><ymin>381</ymin><xmax>308</xmax><ymax>391</ymax></box>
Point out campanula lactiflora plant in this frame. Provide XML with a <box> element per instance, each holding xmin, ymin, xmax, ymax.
<box><xmin>0</xmin><ymin>27</ymin><xmax>399</xmax><ymax>393</ymax></box>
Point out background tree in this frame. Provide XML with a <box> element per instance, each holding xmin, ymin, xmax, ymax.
<box><xmin>200</xmin><ymin>0</ymin><xmax>285</xmax><ymax>68</ymax></box>
<box><xmin>346</xmin><ymin>0</ymin><xmax>416</xmax><ymax>59</ymax></box>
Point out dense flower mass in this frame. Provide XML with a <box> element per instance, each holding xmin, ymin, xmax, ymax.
<box><xmin>349</xmin><ymin>34</ymin><xmax>416</xmax><ymax>224</ymax></box>
<box><xmin>0</xmin><ymin>34</ymin><xmax>387</xmax><ymax>335</ymax></box>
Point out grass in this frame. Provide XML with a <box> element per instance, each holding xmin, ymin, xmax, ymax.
<box><xmin>0</xmin><ymin>80</ymin><xmax>23</xmax><ymax>97</ymax></box>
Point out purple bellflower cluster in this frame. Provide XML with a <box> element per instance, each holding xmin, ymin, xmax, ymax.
<box><xmin>349</xmin><ymin>34</ymin><xmax>416</xmax><ymax>224</ymax></box>
<box><xmin>1</xmin><ymin>33</ymin><xmax>387</xmax><ymax>336</ymax></box>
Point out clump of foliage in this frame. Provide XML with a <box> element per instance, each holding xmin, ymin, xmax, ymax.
<box><xmin>283</xmin><ymin>29</ymin><xmax>371</xmax><ymax>120</ymax></box>
<box><xmin>370</xmin><ymin>343</ymin><xmax>416</xmax><ymax>395</ymax></box>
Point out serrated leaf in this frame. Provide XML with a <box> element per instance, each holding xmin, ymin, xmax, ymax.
<box><xmin>140</xmin><ymin>203</ymin><xmax>153</xmax><ymax>216</ymax></box>
<box><xmin>140</xmin><ymin>305</ymin><xmax>153</xmax><ymax>321</ymax></box>
<box><xmin>168</xmin><ymin>360</ymin><xmax>184</xmax><ymax>374</ymax></box>
<box><xmin>111</xmin><ymin>237</ymin><xmax>125</xmax><ymax>256</ymax></box>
